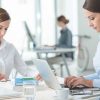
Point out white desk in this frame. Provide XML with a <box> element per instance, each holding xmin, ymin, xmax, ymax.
<box><xmin>0</xmin><ymin>81</ymin><xmax>58</xmax><ymax>100</ymax></box>
<box><xmin>34</xmin><ymin>48</ymin><xmax>76</xmax><ymax>76</ymax></box>
<box><xmin>0</xmin><ymin>81</ymin><xmax>100</xmax><ymax>100</ymax></box>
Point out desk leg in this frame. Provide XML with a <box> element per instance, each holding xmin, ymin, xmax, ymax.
<box><xmin>37</xmin><ymin>53</ymin><xmax>41</xmax><ymax>59</ymax></box>
<box><xmin>62</xmin><ymin>53</ymin><xmax>70</xmax><ymax>76</ymax></box>
<box><xmin>45</xmin><ymin>53</ymin><xmax>48</xmax><ymax>59</ymax></box>
<box><xmin>37</xmin><ymin>53</ymin><xmax>48</xmax><ymax>59</ymax></box>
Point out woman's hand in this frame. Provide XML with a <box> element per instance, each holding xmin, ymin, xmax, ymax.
<box><xmin>71</xmin><ymin>77</ymin><xmax>93</xmax><ymax>88</ymax></box>
<box><xmin>0</xmin><ymin>73</ymin><xmax>6</xmax><ymax>80</ymax></box>
<box><xmin>64</xmin><ymin>76</ymin><xmax>77</xmax><ymax>87</ymax></box>
<box><xmin>35</xmin><ymin>74</ymin><xmax>42</xmax><ymax>80</ymax></box>
<box><xmin>64</xmin><ymin>76</ymin><xmax>93</xmax><ymax>88</ymax></box>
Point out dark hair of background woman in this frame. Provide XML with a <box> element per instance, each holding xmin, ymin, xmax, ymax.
<box><xmin>57</xmin><ymin>15</ymin><xmax>69</xmax><ymax>24</ymax></box>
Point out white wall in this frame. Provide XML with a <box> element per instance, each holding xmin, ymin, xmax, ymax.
<box><xmin>77</xmin><ymin>0</ymin><xmax>99</xmax><ymax>69</ymax></box>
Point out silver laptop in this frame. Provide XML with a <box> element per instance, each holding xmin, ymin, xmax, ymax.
<box><xmin>33</xmin><ymin>59</ymin><xmax>62</xmax><ymax>89</ymax></box>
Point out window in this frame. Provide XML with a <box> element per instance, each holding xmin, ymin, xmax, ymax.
<box><xmin>40</xmin><ymin>0</ymin><xmax>56</xmax><ymax>45</ymax></box>
<box><xmin>1</xmin><ymin>0</ymin><xmax>36</xmax><ymax>53</ymax></box>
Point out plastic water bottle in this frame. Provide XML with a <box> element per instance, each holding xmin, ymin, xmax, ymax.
<box><xmin>23</xmin><ymin>78</ymin><xmax>37</xmax><ymax>100</ymax></box>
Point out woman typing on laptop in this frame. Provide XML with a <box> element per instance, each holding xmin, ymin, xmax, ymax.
<box><xmin>64</xmin><ymin>0</ymin><xmax>100</xmax><ymax>88</ymax></box>
<box><xmin>0</xmin><ymin>8</ymin><xmax>40</xmax><ymax>81</ymax></box>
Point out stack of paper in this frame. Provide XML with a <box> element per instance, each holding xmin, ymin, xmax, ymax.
<box><xmin>0</xmin><ymin>86</ymin><xmax>22</xmax><ymax>99</ymax></box>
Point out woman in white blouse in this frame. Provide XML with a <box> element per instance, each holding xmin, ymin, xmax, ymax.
<box><xmin>64</xmin><ymin>0</ymin><xmax>100</xmax><ymax>88</ymax></box>
<box><xmin>0</xmin><ymin>8</ymin><xmax>40</xmax><ymax>80</ymax></box>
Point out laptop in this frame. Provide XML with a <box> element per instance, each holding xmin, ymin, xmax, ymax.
<box><xmin>33</xmin><ymin>59</ymin><xmax>88</xmax><ymax>90</ymax></box>
<box><xmin>33</xmin><ymin>59</ymin><xmax>62</xmax><ymax>89</ymax></box>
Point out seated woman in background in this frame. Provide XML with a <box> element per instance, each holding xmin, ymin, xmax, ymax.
<box><xmin>64</xmin><ymin>0</ymin><xmax>100</xmax><ymax>88</ymax></box>
<box><xmin>56</xmin><ymin>15</ymin><xmax>74</xmax><ymax>60</ymax></box>
<box><xmin>47</xmin><ymin>15</ymin><xmax>74</xmax><ymax>67</ymax></box>
<box><xmin>57</xmin><ymin>15</ymin><xmax>72</xmax><ymax>48</ymax></box>
<box><xmin>0</xmin><ymin>8</ymin><xmax>40</xmax><ymax>80</ymax></box>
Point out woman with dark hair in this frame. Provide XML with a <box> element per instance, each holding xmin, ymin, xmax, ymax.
<box><xmin>0</xmin><ymin>8</ymin><xmax>40</xmax><ymax>80</ymax></box>
<box><xmin>64</xmin><ymin>0</ymin><xmax>100</xmax><ymax>88</ymax></box>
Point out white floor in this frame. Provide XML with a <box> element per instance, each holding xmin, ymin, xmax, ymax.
<box><xmin>52</xmin><ymin>59</ymin><xmax>95</xmax><ymax>78</ymax></box>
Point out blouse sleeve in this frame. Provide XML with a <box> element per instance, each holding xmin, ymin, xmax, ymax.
<box><xmin>13</xmin><ymin>46</ymin><xmax>35</xmax><ymax>77</ymax></box>
<box><xmin>93</xmin><ymin>41</ymin><xmax>100</xmax><ymax>78</ymax></box>
<box><xmin>93</xmin><ymin>79</ymin><xmax>100</xmax><ymax>87</ymax></box>
<box><xmin>84</xmin><ymin>41</ymin><xmax>100</xmax><ymax>87</ymax></box>
<box><xmin>83</xmin><ymin>73</ymin><xmax>98</xmax><ymax>80</ymax></box>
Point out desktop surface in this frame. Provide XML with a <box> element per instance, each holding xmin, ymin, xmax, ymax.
<box><xmin>0</xmin><ymin>81</ymin><xmax>100</xmax><ymax>100</ymax></box>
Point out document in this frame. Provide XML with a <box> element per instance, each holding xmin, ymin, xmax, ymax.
<box><xmin>0</xmin><ymin>86</ymin><xmax>22</xmax><ymax>99</ymax></box>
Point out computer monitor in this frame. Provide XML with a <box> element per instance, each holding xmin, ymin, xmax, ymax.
<box><xmin>23</xmin><ymin>21</ymin><xmax>36</xmax><ymax>48</ymax></box>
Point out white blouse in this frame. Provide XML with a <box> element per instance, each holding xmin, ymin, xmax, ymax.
<box><xmin>0</xmin><ymin>39</ymin><xmax>28</xmax><ymax>79</ymax></box>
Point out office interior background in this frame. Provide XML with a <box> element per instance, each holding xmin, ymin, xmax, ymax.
<box><xmin>0</xmin><ymin>0</ymin><xmax>99</xmax><ymax>77</ymax></box>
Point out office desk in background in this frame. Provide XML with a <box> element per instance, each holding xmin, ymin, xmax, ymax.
<box><xmin>34</xmin><ymin>48</ymin><xmax>76</xmax><ymax>76</ymax></box>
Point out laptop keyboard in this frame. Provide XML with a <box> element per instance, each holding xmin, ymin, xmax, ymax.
<box><xmin>60</xmin><ymin>84</ymin><xmax>86</xmax><ymax>90</ymax></box>
<box><xmin>60</xmin><ymin>84</ymin><xmax>93</xmax><ymax>95</ymax></box>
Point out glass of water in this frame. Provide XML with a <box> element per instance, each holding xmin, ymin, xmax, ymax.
<box><xmin>23</xmin><ymin>78</ymin><xmax>37</xmax><ymax>100</ymax></box>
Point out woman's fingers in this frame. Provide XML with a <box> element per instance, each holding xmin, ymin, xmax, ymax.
<box><xmin>35</xmin><ymin>74</ymin><xmax>42</xmax><ymax>80</ymax></box>
<box><xmin>64</xmin><ymin>77</ymin><xmax>85</xmax><ymax>88</ymax></box>
<box><xmin>64</xmin><ymin>76</ymin><xmax>73</xmax><ymax>85</ymax></box>
<box><xmin>71</xmin><ymin>78</ymin><xmax>91</xmax><ymax>88</ymax></box>
<box><xmin>0</xmin><ymin>74</ymin><xmax>6</xmax><ymax>80</ymax></box>
<box><xmin>64</xmin><ymin>76</ymin><xmax>77</xmax><ymax>87</ymax></box>
<box><xmin>65</xmin><ymin>76</ymin><xmax>93</xmax><ymax>88</ymax></box>
<box><xmin>67</xmin><ymin>77</ymin><xmax>79</xmax><ymax>88</ymax></box>
<box><xmin>71</xmin><ymin>81</ymin><xmax>82</xmax><ymax>88</ymax></box>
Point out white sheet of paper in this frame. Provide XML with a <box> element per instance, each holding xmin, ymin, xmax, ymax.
<box><xmin>0</xmin><ymin>86</ymin><xmax>22</xmax><ymax>99</ymax></box>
